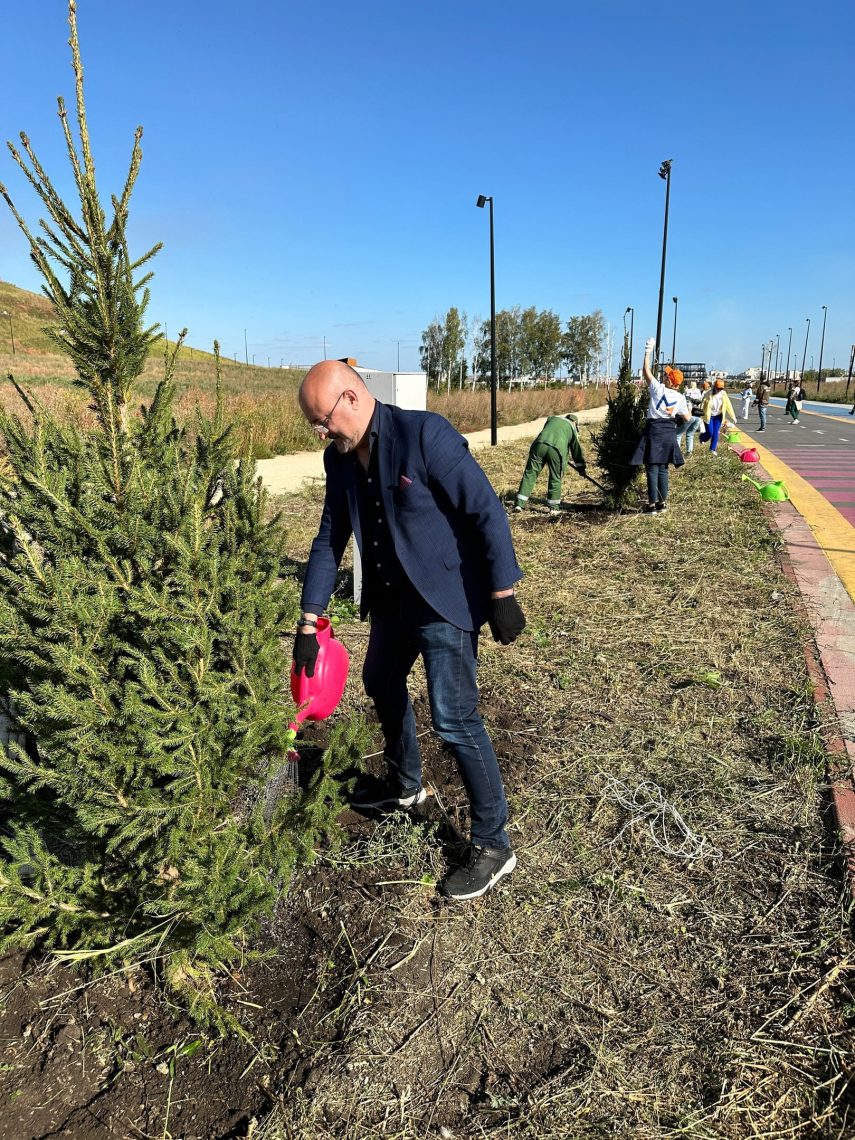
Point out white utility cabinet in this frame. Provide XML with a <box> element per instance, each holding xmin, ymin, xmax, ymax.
<box><xmin>356</xmin><ymin>368</ymin><xmax>427</xmax><ymax>411</ymax></box>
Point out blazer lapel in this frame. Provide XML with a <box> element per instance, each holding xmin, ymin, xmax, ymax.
<box><xmin>376</xmin><ymin>403</ymin><xmax>398</xmax><ymax>539</ymax></box>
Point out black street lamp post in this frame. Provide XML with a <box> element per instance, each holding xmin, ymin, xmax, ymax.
<box><xmin>243</xmin><ymin>328</ymin><xmax>248</xmax><ymax>366</ymax></box>
<box><xmin>1</xmin><ymin>310</ymin><xmax>15</xmax><ymax>356</ymax></box>
<box><xmin>623</xmin><ymin>306</ymin><xmax>634</xmax><ymax>373</ymax></box>
<box><xmin>625</xmin><ymin>306</ymin><xmax>634</xmax><ymax>375</ymax></box>
<box><xmin>476</xmin><ymin>194</ymin><xmax>498</xmax><ymax>445</ymax></box>
<box><xmin>773</xmin><ymin>333</ymin><xmax>780</xmax><ymax>382</ymax></box>
<box><xmin>761</xmin><ymin>343</ymin><xmax>767</xmax><ymax>382</ymax></box>
<box><xmin>845</xmin><ymin>344</ymin><xmax>855</xmax><ymax>400</ymax></box>
<box><xmin>671</xmin><ymin>296</ymin><xmax>678</xmax><ymax>364</ymax></box>
<box><xmin>816</xmin><ymin>305</ymin><xmax>827</xmax><ymax>396</ymax></box>
<box><xmin>785</xmin><ymin>326</ymin><xmax>793</xmax><ymax>382</ymax></box>
<box><xmin>800</xmin><ymin>317</ymin><xmax>810</xmax><ymax>381</ymax></box>
<box><xmin>654</xmin><ymin>159</ymin><xmax>672</xmax><ymax>374</ymax></box>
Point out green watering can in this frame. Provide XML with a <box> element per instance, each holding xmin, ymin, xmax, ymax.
<box><xmin>724</xmin><ymin>430</ymin><xmax>742</xmax><ymax>443</ymax></box>
<box><xmin>741</xmin><ymin>474</ymin><xmax>790</xmax><ymax>502</ymax></box>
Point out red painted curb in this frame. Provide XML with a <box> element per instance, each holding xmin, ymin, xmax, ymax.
<box><xmin>749</xmin><ymin>457</ymin><xmax>855</xmax><ymax>893</ymax></box>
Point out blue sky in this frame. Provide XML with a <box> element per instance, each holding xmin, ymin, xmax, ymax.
<box><xmin>1</xmin><ymin>0</ymin><xmax>853</xmax><ymax>374</ymax></box>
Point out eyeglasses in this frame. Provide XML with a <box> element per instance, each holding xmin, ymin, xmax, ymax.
<box><xmin>310</xmin><ymin>391</ymin><xmax>345</xmax><ymax>437</ymax></box>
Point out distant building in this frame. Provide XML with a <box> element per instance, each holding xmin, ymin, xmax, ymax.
<box><xmin>672</xmin><ymin>362</ymin><xmax>709</xmax><ymax>384</ymax></box>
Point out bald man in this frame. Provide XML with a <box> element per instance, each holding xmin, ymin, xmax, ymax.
<box><xmin>294</xmin><ymin>360</ymin><xmax>525</xmax><ymax>900</ymax></box>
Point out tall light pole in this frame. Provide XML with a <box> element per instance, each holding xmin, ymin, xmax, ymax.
<box><xmin>845</xmin><ymin>344</ymin><xmax>855</xmax><ymax>400</ymax></box>
<box><xmin>654</xmin><ymin>159</ymin><xmax>672</xmax><ymax>374</ymax></box>
<box><xmin>476</xmin><ymin>194</ymin><xmax>498</xmax><ymax>445</ymax></box>
<box><xmin>800</xmin><ymin>317</ymin><xmax>810</xmax><ymax>381</ymax></box>
<box><xmin>761</xmin><ymin>342</ymin><xmax>767</xmax><ymax>382</ymax></box>
<box><xmin>323</xmin><ymin>335</ymin><xmax>327</xmax><ymax>360</ymax></box>
<box><xmin>816</xmin><ymin>305</ymin><xmax>827</xmax><ymax>396</ymax></box>
<box><xmin>243</xmin><ymin>328</ymin><xmax>248</xmax><ymax>365</ymax></box>
<box><xmin>785</xmin><ymin>326</ymin><xmax>793</xmax><ymax>381</ymax></box>
<box><xmin>773</xmin><ymin>333</ymin><xmax>780</xmax><ymax>383</ymax></box>
<box><xmin>624</xmin><ymin>306</ymin><xmax>634</xmax><ymax>375</ymax></box>
<box><xmin>397</xmin><ymin>341</ymin><xmax>400</xmax><ymax>371</ymax></box>
<box><xmin>0</xmin><ymin>310</ymin><xmax>14</xmax><ymax>356</ymax></box>
<box><xmin>671</xmin><ymin>296</ymin><xmax>678</xmax><ymax>364</ymax></box>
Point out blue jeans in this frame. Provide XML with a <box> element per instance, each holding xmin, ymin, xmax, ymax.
<box><xmin>676</xmin><ymin>415</ymin><xmax>701</xmax><ymax>454</ymax></box>
<box><xmin>646</xmin><ymin>463</ymin><xmax>669</xmax><ymax>503</ymax></box>
<box><xmin>708</xmin><ymin>414</ymin><xmax>724</xmax><ymax>452</ymax></box>
<box><xmin>363</xmin><ymin>600</ymin><xmax>509</xmax><ymax>849</ymax></box>
<box><xmin>758</xmin><ymin>405</ymin><xmax>767</xmax><ymax>429</ymax></box>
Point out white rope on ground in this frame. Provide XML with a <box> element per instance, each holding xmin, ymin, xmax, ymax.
<box><xmin>598</xmin><ymin>773</ymin><xmax>722</xmax><ymax>863</ymax></box>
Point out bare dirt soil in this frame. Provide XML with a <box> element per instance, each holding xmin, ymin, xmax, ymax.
<box><xmin>2</xmin><ymin>435</ymin><xmax>854</xmax><ymax>1139</ymax></box>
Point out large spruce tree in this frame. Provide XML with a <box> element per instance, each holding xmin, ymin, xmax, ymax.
<box><xmin>592</xmin><ymin>335</ymin><xmax>648</xmax><ymax>510</ymax></box>
<box><xmin>0</xmin><ymin>2</ymin><xmax>357</xmax><ymax>1025</ymax></box>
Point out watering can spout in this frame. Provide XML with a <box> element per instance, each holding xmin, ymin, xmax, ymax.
<box><xmin>741</xmin><ymin>474</ymin><xmax>762</xmax><ymax>490</ymax></box>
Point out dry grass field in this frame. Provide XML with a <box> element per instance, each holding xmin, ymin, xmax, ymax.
<box><xmin>1</xmin><ymin>279</ymin><xmax>608</xmax><ymax>455</ymax></box>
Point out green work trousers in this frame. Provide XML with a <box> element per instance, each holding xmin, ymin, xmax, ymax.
<box><xmin>516</xmin><ymin>442</ymin><xmax>563</xmax><ymax>507</ymax></box>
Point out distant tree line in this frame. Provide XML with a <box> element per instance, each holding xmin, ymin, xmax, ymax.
<box><xmin>420</xmin><ymin>307</ymin><xmax>607</xmax><ymax>390</ymax></box>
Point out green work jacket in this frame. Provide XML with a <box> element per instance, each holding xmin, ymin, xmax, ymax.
<box><xmin>533</xmin><ymin>416</ymin><xmax>585</xmax><ymax>475</ymax></box>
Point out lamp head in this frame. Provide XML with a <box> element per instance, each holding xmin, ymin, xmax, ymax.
<box><xmin>658</xmin><ymin>159</ymin><xmax>672</xmax><ymax>179</ymax></box>
<box><xmin>672</xmin><ymin>296</ymin><xmax>678</xmax><ymax>303</ymax></box>
<box><xmin>624</xmin><ymin>306</ymin><xmax>631</xmax><ymax>315</ymax></box>
<box><xmin>476</xmin><ymin>194</ymin><xmax>488</xmax><ymax>209</ymax></box>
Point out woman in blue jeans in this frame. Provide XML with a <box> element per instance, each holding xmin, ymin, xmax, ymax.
<box><xmin>630</xmin><ymin>338</ymin><xmax>691</xmax><ymax>513</ymax></box>
<box><xmin>700</xmin><ymin>379</ymin><xmax>737</xmax><ymax>454</ymax></box>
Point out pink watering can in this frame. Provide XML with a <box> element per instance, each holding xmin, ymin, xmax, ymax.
<box><xmin>740</xmin><ymin>448</ymin><xmax>760</xmax><ymax>464</ymax></box>
<box><xmin>284</xmin><ymin>617</ymin><xmax>350</xmax><ymax>780</ymax></box>
<box><xmin>290</xmin><ymin>617</ymin><xmax>349</xmax><ymax>722</ymax></box>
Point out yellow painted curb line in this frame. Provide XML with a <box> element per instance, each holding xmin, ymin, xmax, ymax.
<box><xmin>737</xmin><ymin>430</ymin><xmax>855</xmax><ymax>605</ymax></box>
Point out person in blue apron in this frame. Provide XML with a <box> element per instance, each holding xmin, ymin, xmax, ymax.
<box><xmin>630</xmin><ymin>338</ymin><xmax>690</xmax><ymax>514</ymax></box>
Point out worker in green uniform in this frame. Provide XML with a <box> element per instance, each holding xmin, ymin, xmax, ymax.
<box><xmin>514</xmin><ymin>414</ymin><xmax>587</xmax><ymax>515</ymax></box>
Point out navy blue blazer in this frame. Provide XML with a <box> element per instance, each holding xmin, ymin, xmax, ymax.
<box><xmin>301</xmin><ymin>402</ymin><xmax>523</xmax><ymax>631</ymax></box>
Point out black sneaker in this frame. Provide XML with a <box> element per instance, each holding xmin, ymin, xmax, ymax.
<box><xmin>655</xmin><ymin>501</ymin><xmax>668</xmax><ymax>512</ymax></box>
<box><xmin>351</xmin><ymin>779</ymin><xmax>427</xmax><ymax>810</ymax></box>
<box><xmin>439</xmin><ymin>844</ymin><xmax>517</xmax><ymax>900</ymax></box>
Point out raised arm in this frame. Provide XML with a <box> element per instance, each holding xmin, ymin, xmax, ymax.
<box><xmin>642</xmin><ymin>337</ymin><xmax>657</xmax><ymax>384</ymax></box>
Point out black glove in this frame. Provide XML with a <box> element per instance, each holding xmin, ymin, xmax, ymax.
<box><xmin>293</xmin><ymin>631</ymin><xmax>320</xmax><ymax>677</ymax></box>
<box><xmin>576</xmin><ymin>462</ymin><xmax>587</xmax><ymax>474</ymax></box>
<box><xmin>488</xmin><ymin>595</ymin><xmax>526</xmax><ymax>645</ymax></box>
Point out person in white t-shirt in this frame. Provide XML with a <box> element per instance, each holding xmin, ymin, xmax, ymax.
<box><xmin>630</xmin><ymin>339</ymin><xmax>691</xmax><ymax>513</ymax></box>
<box><xmin>677</xmin><ymin>378</ymin><xmax>703</xmax><ymax>455</ymax></box>
<box><xmin>740</xmin><ymin>383</ymin><xmax>754</xmax><ymax>420</ymax></box>
<box><xmin>700</xmin><ymin>380</ymin><xmax>737</xmax><ymax>454</ymax></box>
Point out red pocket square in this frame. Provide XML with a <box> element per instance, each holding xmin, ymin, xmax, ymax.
<box><xmin>398</xmin><ymin>475</ymin><xmax>413</xmax><ymax>490</ymax></box>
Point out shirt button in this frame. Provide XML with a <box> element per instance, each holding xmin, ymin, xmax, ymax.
<box><xmin>367</xmin><ymin>477</ymin><xmax>372</xmax><ymax>483</ymax></box>
<box><xmin>373</xmin><ymin>541</ymin><xmax>378</xmax><ymax>546</ymax></box>
<box><xmin>376</xmin><ymin>563</ymin><xmax>381</xmax><ymax>568</ymax></box>
<box><xmin>385</xmin><ymin>581</ymin><xmax>390</xmax><ymax>586</ymax></box>
<box><xmin>375</xmin><ymin>501</ymin><xmax>380</xmax><ymax>506</ymax></box>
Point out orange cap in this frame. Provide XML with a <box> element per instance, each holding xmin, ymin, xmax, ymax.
<box><xmin>664</xmin><ymin>365</ymin><xmax>684</xmax><ymax>386</ymax></box>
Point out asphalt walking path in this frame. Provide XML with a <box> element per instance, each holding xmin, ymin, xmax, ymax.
<box><xmin>254</xmin><ymin>405</ymin><xmax>608</xmax><ymax>495</ymax></box>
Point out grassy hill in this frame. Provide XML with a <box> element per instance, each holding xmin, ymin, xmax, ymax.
<box><xmin>0</xmin><ymin>279</ymin><xmax>305</xmax><ymax>396</ymax></box>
